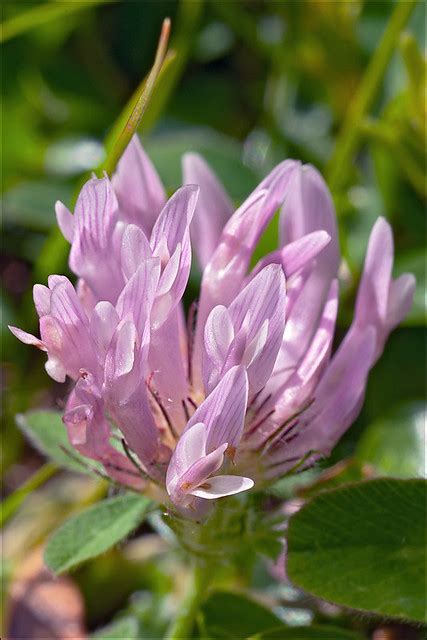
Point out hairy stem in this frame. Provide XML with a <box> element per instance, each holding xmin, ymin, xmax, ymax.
<box><xmin>166</xmin><ymin>557</ymin><xmax>213</xmax><ymax>640</ymax></box>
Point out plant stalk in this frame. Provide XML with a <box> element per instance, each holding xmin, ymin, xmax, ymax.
<box><xmin>166</xmin><ymin>557</ymin><xmax>213</xmax><ymax>640</ymax></box>
<box><xmin>101</xmin><ymin>17</ymin><xmax>171</xmax><ymax>176</ymax></box>
<box><xmin>326</xmin><ymin>0</ymin><xmax>418</xmax><ymax>192</ymax></box>
<box><xmin>1</xmin><ymin>462</ymin><xmax>58</xmax><ymax>527</ymax></box>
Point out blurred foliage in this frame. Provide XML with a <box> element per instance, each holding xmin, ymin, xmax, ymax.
<box><xmin>1</xmin><ymin>0</ymin><xmax>425</xmax><ymax>638</ymax></box>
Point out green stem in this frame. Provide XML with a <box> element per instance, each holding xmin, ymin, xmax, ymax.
<box><xmin>1</xmin><ymin>462</ymin><xmax>58</xmax><ymax>527</ymax></box>
<box><xmin>166</xmin><ymin>558</ymin><xmax>213</xmax><ymax>640</ymax></box>
<box><xmin>0</xmin><ymin>0</ymin><xmax>113</xmax><ymax>43</ymax></box>
<box><xmin>326</xmin><ymin>0</ymin><xmax>418</xmax><ymax>192</ymax></box>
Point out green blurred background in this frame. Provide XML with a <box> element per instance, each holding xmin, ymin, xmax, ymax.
<box><xmin>1</xmin><ymin>0</ymin><xmax>425</xmax><ymax>635</ymax></box>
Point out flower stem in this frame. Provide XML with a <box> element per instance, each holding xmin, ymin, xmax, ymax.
<box><xmin>326</xmin><ymin>0</ymin><xmax>418</xmax><ymax>192</ymax></box>
<box><xmin>166</xmin><ymin>557</ymin><xmax>213</xmax><ymax>640</ymax></box>
<box><xmin>1</xmin><ymin>462</ymin><xmax>57</xmax><ymax>527</ymax></box>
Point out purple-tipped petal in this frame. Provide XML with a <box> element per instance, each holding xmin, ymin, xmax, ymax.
<box><xmin>250</xmin><ymin>230</ymin><xmax>330</xmax><ymax>281</ymax></box>
<box><xmin>203</xmin><ymin>264</ymin><xmax>286</xmax><ymax>394</ymax></box>
<box><xmin>9</xmin><ymin>326</ymin><xmax>44</xmax><ymax>348</ymax></box>
<box><xmin>69</xmin><ymin>177</ymin><xmax>123</xmax><ymax>302</ymax></box>
<box><xmin>354</xmin><ymin>217</ymin><xmax>393</xmax><ymax>331</ymax></box>
<box><xmin>280</xmin><ymin>165</ymin><xmax>339</xmax><ymax>279</ymax></box>
<box><xmin>55</xmin><ymin>201</ymin><xmax>74</xmax><ymax>243</ymax></box>
<box><xmin>192</xmin><ymin>161</ymin><xmax>298</xmax><ymax>390</ymax></box>
<box><xmin>33</xmin><ymin>284</ymin><xmax>51</xmax><ymax>317</ymax></box>
<box><xmin>182</xmin><ymin>153</ymin><xmax>233</xmax><ymax>270</ymax></box>
<box><xmin>116</xmin><ymin>259</ymin><xmax>160</xmax><ymax>337</ymax></box>
<box><xmin>188</xmin><ymin>365</ymin><xmax>248</xmax><ymax>452</ymax></box>
<box><xmin>190</xmin><ymin>475</ymin><xmax>254</xmax><ymax>499</ymax></box>
<box><xmin>301</xmin><ymin>326</ymin><xmax>377</xmax><ymax>453</ymax></box>
<box><xmin>150</xmin><ymin>185</ymin><xmax>198</xmax><ymax>254</ymax></box>
<box><xmin>112</xmin><ymin>135</ymin><xmax>166</xmax><ymax>234</ymax></box>
<box><xmin>149</xmin><ymin>185</ymin><xmax>198</xmax><ymax>327</ymax></box>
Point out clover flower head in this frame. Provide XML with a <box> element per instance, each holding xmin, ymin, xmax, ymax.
<box><xmin>10</xmin><ymin>135</ymin><xmax>415</xmax><ymax>518</ymax></box>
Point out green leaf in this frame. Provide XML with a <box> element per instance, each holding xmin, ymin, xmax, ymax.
<box><xmin>357</xmin><ymin>402</ymin><xmax>426</xmax><ymax>478</ymax></box>
<box><xmin>44</xmin><ymin>494</ymin><xmax>151</xmax><ymax>574</ymax></box>
<box><xmin>16</xmin><ymin>410</ymin><xmax>99</xmax><ymax>474</ymax></box>
<box><xmin>91</xmin><ymin>616</ymin><xmax>139</xmax><ymax>639</ymax></box>
<box><xmin>287</xmin><ymin>478</ymin><xmax>426</xmax><ymax>623</ymax></box>
<box><xmin>200</xmin><ymin>591</ymin><xmax>282</xmax><ymax>639</ymax></box>
<box><xmin>2</xmin><ymin>181</ymin><xmax>72</xmax><ymax>231</ymax></box>
<box><xmin>248</xmin><ymin>625</ymin><xmax>364</xmax><ymax>639</ymax></box>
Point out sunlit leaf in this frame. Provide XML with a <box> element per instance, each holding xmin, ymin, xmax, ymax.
<box><xmin>287</xmin><ymin>478</ymin><xmax>426</xmax><ymax>623</ymax></box>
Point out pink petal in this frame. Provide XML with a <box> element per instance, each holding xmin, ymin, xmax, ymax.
<box><xmin>33</xmin><ymin>284</ymin><xmax>51</xmax><ymax>317</ymax></box>
<box><xmin>354</xmin><ymin>217</ymin><xmax>393</xmax><ymax>331</ymax></box>
<box><xmin>69</xmin><ymin>177</ymin><xmax>123</xmax><ymax>302</ymax></box>
<box><xmin>150</xmin><ymin>185</ymin><xmax>199</xmax><ymax>255</ymax></box>
<box><xmin>188</xmin><ymin>365</ymin><xmax>248</xmax><ymax>452</ymax></box>
<box><xmin>148</xmin><ymin>308</ymin><xmax>190</xmax><ymax>430</ymax></box>
<box><xmin>182</xmin><ymin>153</ymin><xmax>233</xmax><ymax>269</ymax></box>
<box><xmin>121</xmin><ymin>224</ymin><xmax>152</xmax><ymax>281</ymax></box>
<box><xmin>112</xmin><ymin>135</ymin><xmax>166</xmax><ymax>234</ymax></box>
<box><xmin>280</xmin><ymin>165</ymin><xmax>339</xmax><ymax>280</ymax></box>
<box><xmin>90</xmin><ymin>301</ymin><xmax>119</xmax><ymax>362</ymax></box>
<box><xmin>203</xmin><ymin>264</ymin><xmax>286</xmax><ymax>395</ymax></box>
<box><xmin>9</xmin><ymin>326</ymin><xmax>46</xmax><ymax>350</ymax></box>
<box><xmin>193</xmin><ymin>161</ymin><xmax>298</xmax><ymax>391</ymax></box>
<box><xmin>55</xmin><ymin>201</ymin><xmax>74</xmax><ymax>242</ymax></box>
<box><xmin>116</xmin><ymin>259</ymin><xmax>160</xmax><ymax>336</ymax></box>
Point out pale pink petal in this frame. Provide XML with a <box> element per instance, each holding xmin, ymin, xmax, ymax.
<box><xmin>193</xmin><ymin>161</ymin><xmax>298</xmax><ymax>390</ymax></box>
<box><xmin>112</xmin><ymin>135</ymin><xmax>166</xmax><ymax>234</ymax></box>
<box><xmin>280</xmin><ymin>165</ymin><xmax>339</xmax><ymax>280</ymax></box>
<box><xmin>116</xmin><ymin>259</ymin><xmax>160</xmax><ymax>336</ymax></box>
<box><xmin>203</xmin><ymin>264</ymin><xmax>286</xmax><ymax>395</ymax></box>
<box><xmin>33</xmin><ymin>284</ymin><xmax>51</xmax><ymax>317</ymax></box>
<box><xmin>55</xmin><ymin>201</ymin><xmax>74</xmax><ymax>243</ymax></box>
<box><xmin>190</xmin><ymin>475</ymin><xmax>254</xmax><ymax>499</ymax></box>
<box><xmin>121</xmin><ymin>224</ymin><xmax>152</xmax><ymax>281</ymax></box>
<box><xmin>181</xmin><ymin>444</ymin><xmax>227</xmax><ymax>488</ymax></box>
<box><xmin>9</xmin><ymin>326</ymin><xmax>46</xmax><ymax>350</ymax></box>
<box><xmin>354</xmin><ymin>217</ymin><xmax>393</xmax><ymax>331</ymax></box>
<box><xmin>69</xmin><ymin>177</ymin><xmax>123</xmax><ymax>302</ymax></box>
<box><xmin>148</xmin><ymin>308</ymin><xmax>189</xmax><ymax>430</ymax></box>
<box><xmin>182</xmin><ymin>152</ymin><xmax>233</xmax><ymax>269</ymax></box>
<box><xmin>150</xmin><ymin>185</ymin><xmax>198</xmax><ymax>255</ymax></box>
<box><xmin>90</xmin><ymin>301</ymin><xmax>119</xmax><ymax>363</ymax></box>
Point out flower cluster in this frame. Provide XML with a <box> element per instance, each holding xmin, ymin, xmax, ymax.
<box><xmin>11</xmin><ymin>135</ymin><xmax>415</xmax><ymax>518</ymax></box>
